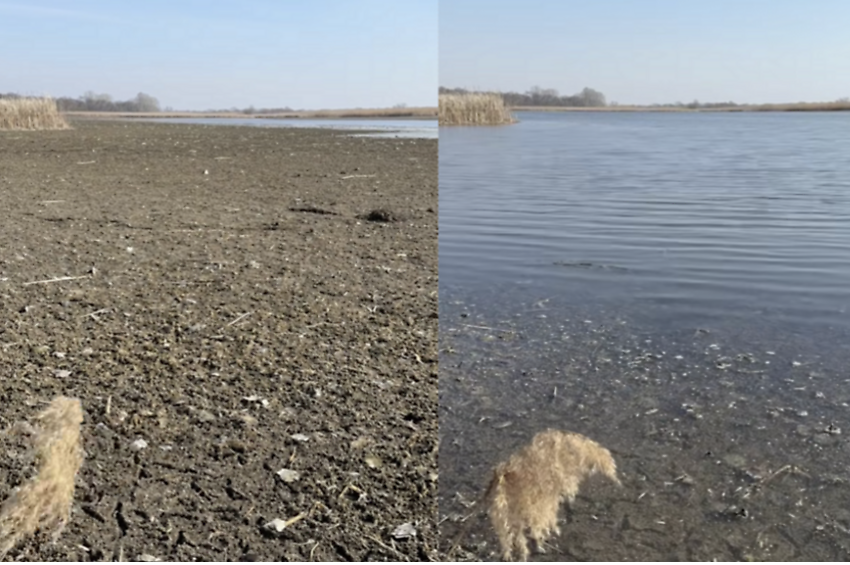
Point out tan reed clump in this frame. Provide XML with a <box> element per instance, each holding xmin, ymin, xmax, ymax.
<box><xmin>0</xmin><ymin>98</ymin><xmax>70</xmax><ymax>131</ymax></box>
<box><xmin>0</xmin><ymin>397</ymin><xmax>84</xmax><ymax>557</ymax></box>
<box><xmin>439</xmin><ymin>93</ymin><xmax>516</xmax><ymax>126</ymax></box>
<box><xmin>487</xmin><ymin>429</ymin><xmax>620</xmax><ymax>561</ymax></box>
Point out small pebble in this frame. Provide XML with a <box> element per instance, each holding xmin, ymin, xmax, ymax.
<box><xmin>723</xmin><ymin>454</ymin><xmax>747</xmax><ymax>469</ymax></box>
<box><xmin>365</xmin><ymin>454</ymin><xmax>383</xmax><ymax>469</ymax></box>
<box><xmin>276</xmin><ymin>468</ymin><xmax>301</xmax><ymax>483</ymax></box>
<box><xmin>264</xmin><ymin>518</ymin><xmax>287</xmax><ymax>533</ymax></box>
<box><xmin>392</xmin><ymin>522</ymin><xmax>417</xmax><ymax>539</ymax></box>
<box><xmin>814</xmin><ymin>433</ymin><xmax>839</xmax><ymax>446</ymax></box>
<box><xmin>130</xmin><ymin>438</ymin><xmax>148</xmax><ymax>451</ymax></box>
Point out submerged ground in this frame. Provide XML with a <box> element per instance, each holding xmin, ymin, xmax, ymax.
<box><xmin>439</xmin><ymin>288</ymin><xmax>850</xmax><ymax>561</ymax></box>
<box><xmin>0</xmin><ymin>120</ymin><xmax>438</xmax><ymax>561</ymax></box>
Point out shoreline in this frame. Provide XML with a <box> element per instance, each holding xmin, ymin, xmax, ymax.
<box><xmin>510</xmin><ymin>103</ymin><xmax>850</xmax><ymax>113</ymax></box>
<box><xmin>63</xmin><ymin>107</ymin><xmax>437</xmax><ymax>121</ymax></box>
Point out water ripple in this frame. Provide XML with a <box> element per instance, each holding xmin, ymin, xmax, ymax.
<box><xmin>440</xmin><ymin>111</ymin><xmax>850</xmax><ymax>329</ymax></box>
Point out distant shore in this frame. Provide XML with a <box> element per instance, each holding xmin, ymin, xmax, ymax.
<box><xmin>63</xmin><ymin>106</ymin><xmax>437</xmax><ymax>120</ymax></box>
<box><xmin>511</xmin><ymin>101</ymin><xmax>850</xmax><ymax>113</ymax></box>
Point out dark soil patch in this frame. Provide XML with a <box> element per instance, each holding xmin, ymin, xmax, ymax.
<box><xmin>0</xmin><ymin>120</ymin><xmax>438</xmax><ymax>561</ymax></box>
<box><xmin>359</xmin><ymin>209</ymin><xmax>404</xmax><ymax>224</ymax></box>
<box><xmin>289</xmin><ymin>206</ymin><xmax>339</xmax><ymax>216</ymax></box>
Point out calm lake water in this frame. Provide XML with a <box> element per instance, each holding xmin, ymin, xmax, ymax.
<box><xmin>440</xmin><ymin>111</ymin><xmax>850</xmax><ymax>561</ymax></box>
<box><xmin>440</xmin><ymin>111</ymin><xmax>850</xmax><ymax>331</ymax></box>
<box><xmin>128</xmin><ymin>117</ymin><xmax>438</xmax><ymax>138</ymax></box>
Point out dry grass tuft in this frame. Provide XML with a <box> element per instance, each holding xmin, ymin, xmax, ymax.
<box><xmin>0</xmin><ymin>397</ymin><xmax>84</xmax><ymax>557</ymax></box>
<box><xmin>0</xmin><ymin>98</ymin><xmax>70</xmax><ymax>131</ymax></box>
<box><xmin>487</xmin><ymin>429</ymin><xmax>620</xmax><ymax>561</ymax></box>
<box><xmin>439</xmin><ymin>93</ymin><xmax>516</xmax><ymax>126</ymax></box>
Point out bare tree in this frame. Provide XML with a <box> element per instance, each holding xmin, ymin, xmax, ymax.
<box><xmin>133</xmin><ymin>92</ymin><xmax>160</xmax><ymax>112</ymax></box>
<box><xmin>578</xmin><ymin>87</ymin><xmax>606</xmax><ymax>107</ymax></box>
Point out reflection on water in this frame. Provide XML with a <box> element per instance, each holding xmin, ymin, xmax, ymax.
<box><xmin>439</xmin><ymin>112</ymin><xmax>850</xmax><ymax>560</ymax></box>
<box><xmin>124</xmin><ymin>117</ymin><xmax>438</xmax><ymax>138</ymax></box>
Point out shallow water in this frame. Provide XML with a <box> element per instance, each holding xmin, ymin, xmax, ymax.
<box><xmin>126</xmin><ymin>116</ymin><xmax>438</xmax><ymax>138</ymax></box>
<box><xmin>439</xmin><ymin>111</ymin><xmax>850</xmax><ymax>561</ymax></box>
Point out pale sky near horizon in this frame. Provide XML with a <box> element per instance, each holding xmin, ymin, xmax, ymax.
<box><xmin>441</xmin><ymin>0</ymin><xmax>850</xmax><ymax>105</ymax></box>
<box><xmin>0</xmin><ymin>0</ymin><xmax>437</xmax><ymax>110</ymax></box>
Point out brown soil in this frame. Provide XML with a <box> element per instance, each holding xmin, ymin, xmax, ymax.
<box><xmin>0</xmin><ymin>120</ymin><xmax>438</xmax><ymax>561</ymax></box>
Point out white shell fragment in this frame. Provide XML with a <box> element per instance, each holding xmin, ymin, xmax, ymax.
<box><xmin>130</xmin><ymin>438</ymin><xmax>149</xmax><ymax>451</ymax></box>
<box><xmin>392</xmin><ymin>522</ymin><xmax>417</xmax><ymax>539</ymax></box>
<box><xmin>276</xmin><ymin>468</ymin><xmax>301</xmax><ymax>483</ymax></box>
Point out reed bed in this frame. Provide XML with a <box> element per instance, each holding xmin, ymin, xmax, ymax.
<box><xmin>750</xmin><ymin>101</ymin><xmax>850</xmax><ymax>112</ymax></box>
<box><xmin>439</xmin><ymin>93</ymin><xmax>516</xmax><ymax>126</ymax></box>
<box><xmin>0</xmin><ymin>98</ymin><xmax>69</xmax><ymax>130</ymax></box>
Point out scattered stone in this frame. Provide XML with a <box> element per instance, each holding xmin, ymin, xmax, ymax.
<box><xmin>814</xmin><ymin>433</ymin><xmax>839</xmax><ymax>446</ymax></box>
<box><xmin>350</xmin><ymin>436</ymin><xmax>371</xmax><ymax>450</ymax></box>
<box><xmin>130</xmin><ymin>438</ymin><xmax>149</xmax><ymax>451</ymax></box>
<box><xmin>365</xmin><ymin>454</ymin><xmax>383</xmax><ymax>469</ymax></box>
<box><xmin>291</xmin><ymin>433</ymin><xmax>310</xmax><ymax>443</ymax></box>
<box><xmin>276</xmin><ymin>468</ymin><xmax>301</xmax><ymax>483</ymax></box>
<box><xmin>723</xmin><ymin>454</ymin><xmax>747</xmax><ymax>469</ymax></box>
<box><xmin>236</xmin><ymin>413</ymin><xmax>258</xmax><ymax>427</ymax></box>
<box><xmin>264</xmin><ymin>518</ymin><xmax>288</xmax><ymax>533</ymax></box>
<box><xmin>392</xmin><ymin>522</ymin><xmax>416</xmax><ymax>539</ymax></box>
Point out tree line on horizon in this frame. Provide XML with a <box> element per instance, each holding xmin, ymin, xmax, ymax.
<box><xmin>0</xmin><ymin>91</ymin><xmax>162</xmax><ymax>113</ymax></box>
<box><xmin>439</xmin><ymin>86</ymin><xmax>850</xmax><ymax>109</ymax></box>
<box><xmin>440</xmin><ymin>86</ymin><xmax>608</xmax><ymax>107</ymax></box>
<box><xmin>0</xmin><ymin>92</ymin><xmax>301</xmax><ymax>114</ymax></box>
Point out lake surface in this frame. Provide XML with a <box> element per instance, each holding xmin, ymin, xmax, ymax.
<box><xmin>440</xmin><ymin>111</ymin><xmax>850</xmax><ymax>561</ymax></box>
<box><xmin>440</xmin><ymin>111</ymin><xmax>850</xmax><ymax>331</ymax></box>
<box><xmin>128</xmin><ymin>116</ymin><xmax>437</xmax><ymax>138</ymax></box>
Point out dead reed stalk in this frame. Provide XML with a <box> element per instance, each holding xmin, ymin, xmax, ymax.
<box><xmin>439</xmin><ymin>93</ymin><xmax>516</xmax><ymax>126</ymax></box>
<box><xmin>0</xmin><ymin>397</ymin><xmax>84</xmax><ymax>557</ymax></box>
<box><xmin>0</xmin><ymin>98</ymin><xmax>70</xmax><ymax>131</ymax></box>
<box><xmin>486</xmin><ymin>429</ymin><xmax>620</xmax><ymax>561</ymax></box>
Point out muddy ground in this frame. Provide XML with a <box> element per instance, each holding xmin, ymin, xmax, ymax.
<box><xmin>0</xmin><ymin>120</ymin><xmax>438</xmax><ymax>561</ymax></box>
<box><xmin>440</xmin><ymin>286</ymin><xmax>850</xmax><ymax>561</ymax></box>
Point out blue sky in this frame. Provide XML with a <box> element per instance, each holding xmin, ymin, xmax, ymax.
<box><xmin>441</xmin><ymin>0</ymin><xmax>850</xmax><ymax>105</ymax></box>
<box><xmin>0</xmin><ymin>0</ymin><xmax>437</xmax><ymax>110</ymax></box>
